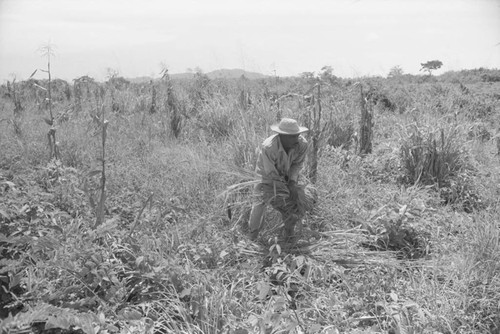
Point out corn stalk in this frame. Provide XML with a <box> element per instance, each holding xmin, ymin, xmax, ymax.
<box><xmin>496</xmin><ymin>127</ymin><xmax>500</xmax><ymax>156</ymax></box>
<box><xmin>358</xmin><ymin>84</ymin><xmax>373</xmax><ymax>156</ymax></box>
<box><xmin>165</xmin><ymin>78</ymin><xmax>182</xmax><ymax>138</ymax></box>
<box><xmin>94</xmin><ymin>101</ymin><xmax>109</xmax><ymax>229</ymax></box>
<box><xmin>35</xmin><ymin>43</ymin><xmax>60</xmax><ymax>161</ymax></box>
<box><xmin>307</xmin><ymin>83</ymin><xmax>322</xmax><ymax>183</ymax></box>
<box><xmin>150</xmin><ymin>80</ymin><xmax>157</xmax><ymax>114</ymax></box>
<box><xmin>7</xmin><ymin>77</ymin><xmax>23</xmax><ymax>136</ymax></box>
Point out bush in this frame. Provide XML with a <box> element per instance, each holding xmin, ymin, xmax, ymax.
<box><xmin>439</xmin><ymin>171</ymin><xmax>484</xmax><ymax>213</ymax></box>
<box><xmin>388</xmin><ymin>87</ymin><xmax>414</xmax><ymax>114</ymax></box>
<box><xmin>400</xmin><ymin>123</ymin><xmax>484</xmax><ymax>211</ymax></box>
<box><xmin>326</xmin><ymin>122</ymin><xmax>355</xmax><ymax>149</ymax></box>
<box><xmin>481</xmin><ymin>73</ymin><xmax>500</xmax><ymax>82</ymax></box>
<box><xmin>193</xmin><ymin>98</ymin><xmax>235</xmax><ymax>141</ymax></box>
<box><xmin>400</xmin><ymin>123</ymin><xmax>468</xmax><ymax>187</ymax></box>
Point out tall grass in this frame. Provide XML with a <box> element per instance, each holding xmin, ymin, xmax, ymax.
<box><xmin>400</xmin><ymin>121</ymin><xmax>470</xmax><ymax>187</ymax></box>
<box><xmin>1</xmin><ymin>73</ymin><xmax>499</xmax><ymax>333</ymax></box>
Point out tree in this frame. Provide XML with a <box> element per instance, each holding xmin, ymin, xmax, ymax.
<box><xmin>420</xmin><ymin>60</ymin><xmax>443</xmax><ymax>76</ymax></box>
<box><xmin>388</xmin><ymin>65</ymin><xmax>404</xmax><ymax>78</ymax></box>
<box><xmin>300</xmin><ymin>72</ymin><xmax>316</xmax><ymax>80</ymax></box>
<box><xmin>105</xmin><ymin>67</ymin><xmax>120</xmax><ymax>80</ymax></box>
<box><xmin>320</xmin><ymin>65</ymin><xmax>337</xmax><ymax>84</ymax></box>
<box><xmin>194</xmin><ymin>66</ymin><xmax>203</xmax><ymax>74</ymax></box>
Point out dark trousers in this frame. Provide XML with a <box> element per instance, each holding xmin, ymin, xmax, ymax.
<box><xmin>248</xmin><ymin>182</ymin><xmax>304</xmax><ymax>238</ymax></box>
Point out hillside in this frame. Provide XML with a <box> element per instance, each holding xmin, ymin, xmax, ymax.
<box><xmin>128</xmin><ymin>68</ymin><xmax>268</xmax><ymax>83</ymax></box>
<box><xmin>169</xmin><ymin>68</ymin><xmax>268</xmax><ymax>80</ymax></box>
<box><xmin>205</xmin><ymin>68</ymin><xmax>268</xmax><ymax>80</ymax></box>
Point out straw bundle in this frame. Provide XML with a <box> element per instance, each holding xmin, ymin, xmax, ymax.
<box><xmin>259</xmin><ymin>181</ymin><xmax>317</xmax><ymax>217</ymax></box>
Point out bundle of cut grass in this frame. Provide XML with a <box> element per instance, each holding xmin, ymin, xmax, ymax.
<box><xmin>222</xmin><ymin>167</ymin><xmax>316</xmax><ymax>212</ymax></box>
<box><xmin>221</xmin><ymin>168</ymin><xmax>317</xmax><ymax>238</ymax></box>
<box><xmin>262</xmin><ymin>181</ymin><xmax>317</xmax><ymax>217</ymax></box>
<box><xmin>235</xmin><ymin>225</ymin><xmax>398</xmax><ymax>267</ymax></box>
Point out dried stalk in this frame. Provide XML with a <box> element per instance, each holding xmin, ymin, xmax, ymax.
<box><xmin>127</xmin><ymin>193</ymin><xmax>154</xmax><ymax>239</ymax></box>
<box><xmin>308</xmin><ymin>83</ymin><xmax>322</xmax><ymax>183</ymax></box>
<box><xmin>358</xmin><ymin>84</ymin><xmax>373</xmax><ymax>156</ymax></box>
<box><xmin>38</xmin><ymin>43</ymin><xmax>60</xmax><ymax>161</ymax></box>
<box><xmin>94</xmin><ymin>108</ymin><xmax>108</xmax><ymax>229</ymax></box>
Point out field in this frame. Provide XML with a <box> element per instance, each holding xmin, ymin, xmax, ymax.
<box><xmin>1</xmin><ymin>68</ymin><xmax>500</xmax><ymax>334</ymax></box>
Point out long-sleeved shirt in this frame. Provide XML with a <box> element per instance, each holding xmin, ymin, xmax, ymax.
<box><xmin>255</xmin><ymin>134</ymin><xmax>308</xmax><ymax>184</ymax></box>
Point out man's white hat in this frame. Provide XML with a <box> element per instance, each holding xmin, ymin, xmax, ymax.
<box><xmin>270</xmin><ymin>118</ymin><xmax>308</xmax><ymax>135</ymax></box>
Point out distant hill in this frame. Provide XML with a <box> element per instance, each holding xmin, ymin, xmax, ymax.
<box><xmin>127</xmin><ymin>68</ymin><xmax>268</xmax><ymax>83</ymax></box>
<box><xmin>127</xmin><ymin>76</ymin><xmax>155</xmax><ymax>84</ymax></box>
<box><xmin>205</xmin><ymin>69</ymin><xmax>268</xmax><ymax>80</ymax></box>
<box><xmin>170</xmin><ymin>69</ymin><xmax>268</xmax><ymax>80</ymax></box>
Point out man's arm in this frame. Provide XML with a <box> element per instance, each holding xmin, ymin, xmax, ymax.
<box><xmin>258</xmin><ymin>146</ymin><xmax>282</xmax><ymax>182</ymax></box>
<box><xmin>288</xmin><ymin>139</ymin><xmax>308</xmax><ymax>182</ymax></box>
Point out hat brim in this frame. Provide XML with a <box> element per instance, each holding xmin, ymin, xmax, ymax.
<box><xmin>270</xmin><ymin>125</ymin><xmax>309</xmax><ymax>135</ymax></box>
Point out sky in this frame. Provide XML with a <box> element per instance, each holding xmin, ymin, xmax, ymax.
<box><xmin>0</xmin><ymin>0</ymin><xmax>499</xmax><ymax>82</ymax></box>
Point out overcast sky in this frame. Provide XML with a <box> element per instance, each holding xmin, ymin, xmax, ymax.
<box><xmin>0</xmin><ymin>0</ymin><xmax>499</xmax><ymax>81</ymax></box>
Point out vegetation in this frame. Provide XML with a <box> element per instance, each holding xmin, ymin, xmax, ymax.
<box><xmin>387</xmin><ymin>66</ymin><xmax>404</xmax><ymax>79</ymax></box>
<box><xmin>420</xmin><ymin>60</ymin><xmax>444</xmax><ymax>76</ymax></box>
<box><xmin>1</xmin><ymin>66</ymin><xmax>500</xmax><ymax>334</ymax></box>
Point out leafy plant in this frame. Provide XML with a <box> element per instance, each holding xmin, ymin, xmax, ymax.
<box><xmin>399</xmin><ymin>122</ymin><xmax>485</xmax><ymax>211</ymax></box>
<box><xmin>361</xmin><ymin>203</ymin><xmax>431</xmax><ymax>259</ymax></box>
<box><xmin>400</xmin><ymin>123</ymin><xmax>468</xmax><ymax>187</ymax></box>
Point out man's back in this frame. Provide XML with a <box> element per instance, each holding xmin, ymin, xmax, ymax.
<box><xmin>255</xmin><ymin>133</ymin><xmax>308</xmax><ymax>183</ymax></box>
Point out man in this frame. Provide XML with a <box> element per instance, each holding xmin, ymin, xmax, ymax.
<box><xmin>249</xmin><ymin>118</ymin><xmax>311</xmax><ymax>241</ymax></box>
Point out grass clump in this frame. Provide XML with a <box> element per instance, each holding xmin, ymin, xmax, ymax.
<box><xmin>400</xmin><ymin>122</ymin><xmax>468</xmax><ymax>187</ymax></box>
<box><xmin>399</xmin><ymin>121</ymin><xmax>483</xmax><ymax>211</ymax></box>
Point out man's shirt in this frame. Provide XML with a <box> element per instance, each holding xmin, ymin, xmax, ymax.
<box><xmin>255</xmin><ymin>134</ymin><xmax>308</xmax><ymax>183</ymax></box>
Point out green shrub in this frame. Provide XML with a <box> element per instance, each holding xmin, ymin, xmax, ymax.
<box><xmin>439</xmin><ymin>171</ymin><xmax>484</xmax><ymax>213</ymax></box>
<box><xmin>400</xmin><ymin>123</ymin><xmax>468</xmax><ymax>187</ymax></box>
<box><xmin>326</xmin><ymin>121</ymin><xmax>355</xmax><ymax>150</ymax></box>
<box><xmin>195</xmin><ymin>98</ymin><xmax>235</xmax><ymax>141</ymax></box>
<box><xmin>400</xmin><ymin>122</ymin><xmax>484</xmax><ymax>211</ymax></box>
<box><xmin>388</xmin><ymin>87</ymin><xmax>415</xmax><ymax>114</ymax></box>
